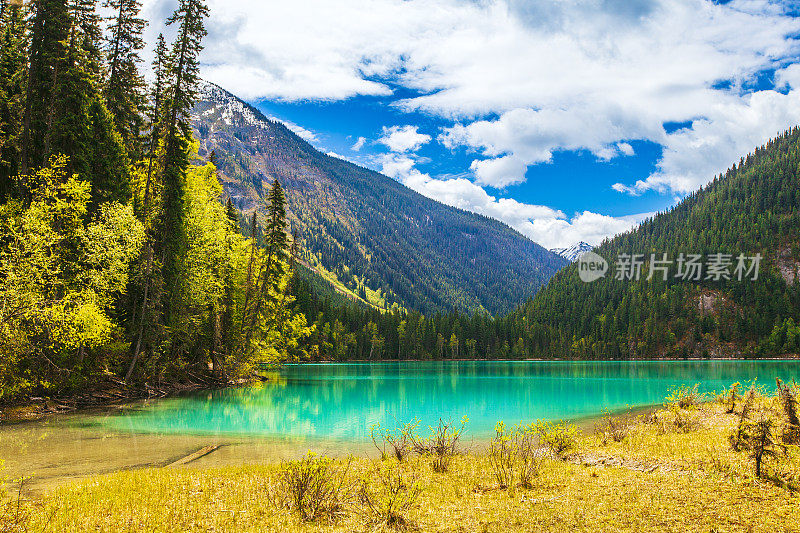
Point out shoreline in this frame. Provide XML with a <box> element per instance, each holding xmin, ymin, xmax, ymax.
<box><xmin>4</xmin><ymin>356</ymin><xmax>799</xmax><ymax>424</ymax></box>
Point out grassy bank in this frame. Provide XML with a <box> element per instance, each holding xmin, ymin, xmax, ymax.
<box><xmin>3</xmin><ymin>384</ymin><xmax>800</xmax><ymax>532</ymax></box>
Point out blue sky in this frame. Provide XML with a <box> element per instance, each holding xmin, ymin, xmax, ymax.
<box><xmin>143</xmin><ymin>0</ymin><xmax>800</xmax><ymax>248</ymax></box>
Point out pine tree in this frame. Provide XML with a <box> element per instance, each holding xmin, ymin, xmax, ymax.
<box><xmin>241</xmin><ymin>180</ymin><xmax>288</xmax><ymax>353</ymax></box>
<box><xmin>140</xmin><ymin>33</ymin><xmax>167</xmax><ymax>216</ymax></box>
<box><xmin>53</xmin><ymin>0</ymin><xmax>130</xmax><ymax>207</ymax></box>
<box><xmin>103</xmin><ymin>0</ymin><xmax>146</xmax><ymax>157</ymax></box>
<box><xmin>20</xmin><ymin>0</ymin><xmax>70</xmax><ymax>175</ymax></box>
<box><xmin>0</xmin><ymin>0</ymin><xmax>26</xmax><ymax>201</ymax></box>
<box><xmin>158</xmin><ymin>0</ymin><xmax>208</xmax><ymax>326</ymax></box>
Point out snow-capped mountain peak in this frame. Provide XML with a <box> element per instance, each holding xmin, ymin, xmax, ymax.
<box><xmin>550</xmin><ymin>241</ymin><xmax>593</xmax><ymax>262</ymax></box>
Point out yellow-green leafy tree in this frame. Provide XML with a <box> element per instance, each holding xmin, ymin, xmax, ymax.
<box><xmin>0</xmin><ymin>157</ymin><xmax>144</xmax><ymax>399</ymax></box>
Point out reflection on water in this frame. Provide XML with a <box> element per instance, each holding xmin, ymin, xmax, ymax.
<box><xmin>103</xmin><ymin>360</ymin><xmax>800</xmax><ymax>438</ymax></box>
<box><xmin>2</xmin><ymin>360</ymin><xmax>799</xmax><ymax>492</ymax></box>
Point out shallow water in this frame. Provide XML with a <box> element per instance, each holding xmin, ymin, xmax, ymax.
<box><xmin>2</xmin><ymin>359</ymin><xmax>799</xmax><ymax>492</ymax></box>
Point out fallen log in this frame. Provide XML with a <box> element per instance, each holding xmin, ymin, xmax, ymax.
<box><xmin>166</xmin><ymin>445</ymin><xmax>221</xmax><ymax>467</ymax></box>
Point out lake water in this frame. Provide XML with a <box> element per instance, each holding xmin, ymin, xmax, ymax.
<box><xmin>103</xmin><ymin>360</ymin><xmax>800</xmax><ymax>439</ymax></box>
<box><xmin>2</xmin><ymin>360</ymin><xmax>799</xmax><ymax>491</ymax></box>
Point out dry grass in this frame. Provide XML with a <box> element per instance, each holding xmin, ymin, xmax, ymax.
<box><xmin>12</xmin><ymin>394</ymin><xmax>800</xmax><ymax>532</ymax></box>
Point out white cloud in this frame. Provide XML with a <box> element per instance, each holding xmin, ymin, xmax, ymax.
<box><xmin>614</xmin><ymin>89</ymin><xmax>800</xmax><ymax>194</ymax></box>
<box><xmin>617</xmin><ymin>142</ymin><xmax>635</xmax><ymax>157</ymax></box>
<box><xmin>776</xmin><ymin>64</ymin><xmax>800</xmax><ymax>90</ymax></box>
<box><xmin>469</xmin><ymin>155</ymin><xmax>528</xmax><ymax>188</ymax></box>
<box><xmin>378</xmin><ymin>125</ymin><xmax>431</xmax><ymax>152</ymax></box>
<box><xmin>351</xmin><ymin>136</ymin><xmax>367</xmax><ymax>151</ymax></box>
<box><xmin>380</xmin><ymin>154</ymin><xmax>642</xmax><ymax>248</ymax></box>
<box><xmin>282</xmin><ymin>120</ymin><xmax>318</xmax><ymax>143</ymax></box>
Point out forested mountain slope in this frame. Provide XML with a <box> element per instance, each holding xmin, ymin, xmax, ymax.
<box><xmin>191</xmin><ymin>82</ymin><xmax>566</xmax><ymax>316</ymax></box>
<box><xmin>511</xmin><ymin>128</ymin><xmax>800</xmax><ymax>359</ymax></box>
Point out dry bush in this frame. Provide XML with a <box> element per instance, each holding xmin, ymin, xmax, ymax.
<box><xmin>0</xmin><ymin>476</ymin><xmax>31</xmax><ymax>533</ymax></box>
<box><xmin>595</xmin><ymin>410</ymin><xmax>629</xmax><ymax>444</ymax></box>
<box><xmin>743</xmin><ymin>413</ymin><xmax>783</xmax><ymax>478</ymax></box>
<box><xmin>533</xmin><ymin>420</ymin><xmax>579</xmax><ymax>459</ymax></box>
<box><xmin>730</xmin><ymin>387</ymin><xmax>756</xmax><ymax>451</ymax></box>
<box><xmin>409</xmin><ymin>417</ymin><xmax>468</xmax><ymax>473</ymax></box>
<box><xmin>357</xmin><ymin>463</ymin><xmax>422</xmax><ymax>530</ymax></box>
<box><xmin>371</xmin><ymin>419</ymin><xmax>420</xmax><ymax>462</ymax></box>
<box><xmin>671</xmin><ymin>409</ymin><xmax>702</xmax><ymax>433</ymax></box>
<box><xmin>269</xmin><ymin>452</ymin><xmax>355</xmax><ymax>522</ymax></box>
<box><xmin>488</xmin><ymin>422</ymin><xmax>543</xmax><ymax>490</ymax></box>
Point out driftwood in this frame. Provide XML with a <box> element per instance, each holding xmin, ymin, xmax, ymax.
<box><xmin>166</xmin><ymin>445</ymin><xmax>221</xmax><ymax>467</ymax></box>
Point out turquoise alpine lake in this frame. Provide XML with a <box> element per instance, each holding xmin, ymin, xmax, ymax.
<box><xmin>102</xmin><ymin>360</ymin><xmax>800</xmax><ymax>439</ymax></box>
<box><xmin>4</xmin><ymin>359</ymin><xmax>800</xmax><ymax>492</ymax></box>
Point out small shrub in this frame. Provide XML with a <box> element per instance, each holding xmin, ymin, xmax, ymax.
<box><xmin>357</xmin><ymin>463</ymin><xmax>422</xmax><ymax>530</ymax></box>
<box><xmin>533</xmin><ymin>420</ymin><xmax>578</xmax><ymax>459</ymax></box>
<box><xmin>0</xmin><ymin>472</ymin><xmax>31</xmax><ymax>533</ymax></box>
<box><xmin>409</xmin><ymin>416</ymin><xmax>467</xmax><ymax>473</ymax></box>
<box><xmin>370</xmin><ymin>419</ymin><xmax>420</xmax><ymax>462</ymax></box>
<box><xmin>595</xmin><ymin>410</ymin><xmax>629</xmax><ymax>444</ymax></box>
<box><xmin>730</xmin><ymin>387</ymin><xmax>756</xmax><ymax>451</ymax></box>
<box><xmin>665</xmin><ymin>384</ymin><xmax>702</xmax><ymax>410</ymax></box>
<box><xmin>724</xmin><ymin>382</ymin><xmax>742</xmax><ymax>414</ymax></box>
<box><xmin>671</xmin><ymin>409</ymin><xmax>701</xmax><ymax>433</ymax></box>
<box><xmin>269</xmin><ymin>452</ymin><xmax>354</xmax><ymax>522</ymax></box>
<box><xmin>489</xmin><ymin>421</ymin><xmax>542</xmax><ymax>490</ymax></box>
<box><xmin>743</xmin><ymin>413</ymin><xmax>783</xmax><ymax>478</ymax></box>
<box><xmin>776</xmin><ymin>379</ymin><xmax>800</xmax><ymax>444</ymax></box>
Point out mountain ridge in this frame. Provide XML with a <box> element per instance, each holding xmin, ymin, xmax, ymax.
<box><xmin>191</xmin><ymin>81</ymin><xmax>567</xmax><ymax>315</ymax></box>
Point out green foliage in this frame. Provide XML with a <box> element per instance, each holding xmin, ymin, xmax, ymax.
<box><xmin>0</xmin><ymin>157</ymin><xmax>144</xmax><ymax>399</ymax></box>
<box><xmin>103</xmin><ymin>0</ymin><xmax>147</xmax><ymax>157</ymax></box>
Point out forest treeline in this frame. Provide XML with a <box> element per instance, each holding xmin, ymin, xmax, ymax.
<box><xmin>0</xmin><ymin>0</ymin><xmax>310</xmax><ymax>401</ymax></box>
<box><xmin>292</xmin><ymin>128</ymin><xmax>800</xmax><ymax>362</ymax></box>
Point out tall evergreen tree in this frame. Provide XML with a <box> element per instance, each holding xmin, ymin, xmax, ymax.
<box><xmin>103</xmin><ymin>0</ymin><xmax>146</xmax><ymax>157</ymax></box>
<box><xmin>20</xmin><ymin>0</ymin><xmax>70</xmax><ymax>175</ymax></box>
<box><xmin>0</xmin><ymin>0</ymin><xmax>26</xmax><ymax>201</ymax></box>
<box><xmin>158</xmin><ymin>0</ymin><xmax>208</xmax><ymax>326</ymax></box>
<box><xmin>141</xmin><ymin>33</ymin><xmax>167</xmax><ymax>215</ymax></box>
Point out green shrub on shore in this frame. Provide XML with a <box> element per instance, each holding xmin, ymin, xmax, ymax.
<box><xmin>370</xmin><ymin>419</ymin><xmax>420</xmax><ymax>462</ymax></box>
<box><xmin>488</xmin><ymin>421</ymin><xmax>542</xmax><ymax>490</ymax></box>
<box><xmin>409</xmin><ymin>416</ymin><xmax>468</xmax><ymax>473</ymax></box>
<box><xmin>533</xmin><ymin>420</ymin><xmax>579</xmax><ymax>458</ymax></box>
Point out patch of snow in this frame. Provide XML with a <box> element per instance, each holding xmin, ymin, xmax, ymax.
<box><xmin>550</xmin><ymin>241</ymin><xmax>593</xmax><ymax>262</ymax></box>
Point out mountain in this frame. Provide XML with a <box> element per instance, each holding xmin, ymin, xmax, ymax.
<box><xmin>191</xmin><ymin>82</ymin><xmax>567</xmax><ymax>316</ymax></box>
<box><xmin>550</xmin><ymin>242</ymin><xmax>593</xmax><ymax>262</ymax></box>
<box><xmin>510</xmin><ymin>128</ymin><xmax>800</xmax><ymax>359</ymax></box>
